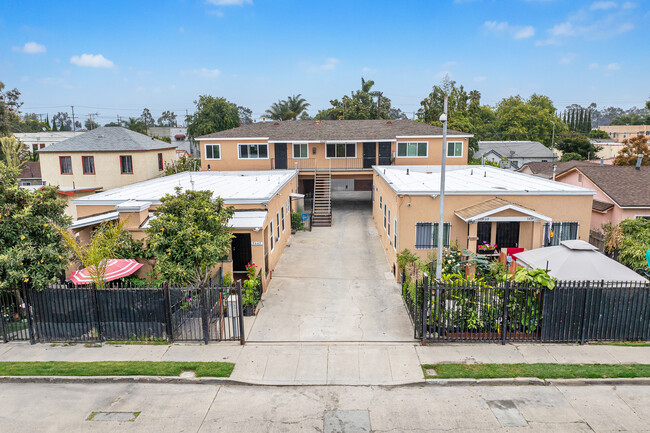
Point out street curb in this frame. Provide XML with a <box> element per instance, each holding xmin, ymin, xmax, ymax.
<box><xmin>2</xmin><ymin>375</ymin><xmax>649</xmax><ymax>386</ymax></box>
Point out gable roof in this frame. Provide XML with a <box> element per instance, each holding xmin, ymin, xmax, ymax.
<box><xmin>196</xmin><ymin>119</ymin><xmax>470</xmax><ymax>141</ymax></box>
<box><xmin>455</xmin><ymin>197</ymin><xmax>551</xmax><ymax>223</ymax></box>
<box><xmin>39</xmin><ymin>127</ymin><xmax>176</xmax><ymax>153</ymax></box>
<box><xmin>19</xmin><ymin>161</ymin><xmax>41</xmax><ymax>179</ymax></box>
<box><xmin>478</xmin><ymin>141</ymin><xmax>556</xmax><ymax>159</ymax></box>
<box><xmin>559</xmin><ymin>165</ymin><xmax>650</xmax><ymax>208</ymax></box>
<box><xmin>518</xmin><ymin>161</ymin><xmax>596</xmax><ymax>179</ymax></box>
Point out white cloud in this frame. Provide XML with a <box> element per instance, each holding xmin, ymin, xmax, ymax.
<box><xmin>605</xmin><ymin>62</ymin><xmax>621</xmax><ymax>70</ymax></box>
<box><xmin>12</xmin><ymin>41</ymin><xmax>46</xmax><ymax>54</ymax></box>
<box><xmin>207</xmin><ymin>0</ymin><xmax>252</xmax><ymax>4</ymax></box>
<box><xmin>484</xmin><ymin>21</ymin><xmax>535</xmax><ymax>39</ymax></box>
<box><xmin>590</xmin><ymin>1</ymin><xmax>617</xmax><ymax>10</ymax></box>
<box><xmin>622</xmin><ymin>2</ymin><xmax>636</xmax><ymax>8</ymax></box>
<box><xmin>207</xmin><ymin>9</ymin><xmax>225</xmax><ymax>17</ymax></box>
<box><xmin>618</xmin><ymin>22</ymin><xmax>634</xmax><ymax>32</ymax></box>
<box><xmin>179</xmin><ymin>27</ymin><xmax>185</xmax><ymax>33</ymax></box>
<box><xmin>70</xmin><ymin>53</ymin><xmax>115</xmax><ymax>68</ymax></box>
<box><xmin>361</xmin><ymin>66</ymin><xmax>377</xmax><ymax>74</ymax></box>
<box><xmin>442</xmin><ymin>61</ymin><xmax>458</xmax><ymax>69</ymax></box>
<box><xmin>183</xmin><ymin>67</ymin><xmax>221</xmax><ymax>78</ymax></box>
<box><xmin>473</xmin><ymin>76</ymin><xmax>486</xmax><ymax>82</ymax></box>
<box><xmin>307</xmin><ymin>57</ymin><xmax>339</xmax><ymax>72</ymax></box>
<box><xmin>549</xmin><ymin>22</ymin><xmax>577</xmax><ymax>37</ymax></box>
<box><xmin>589</xmin><ymin>62</ymin><xmax>621</xmax><ymax>71</ymax></box>
<box><xmin>558</xmin><ymin>53</ymin><xmax>576</xmax><ymax>64</ymax></box>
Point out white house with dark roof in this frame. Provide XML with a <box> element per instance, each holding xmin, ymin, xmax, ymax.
<box><xmin>478</xmin><ymin>140</ymin><xmax>557</xmax><ymax>169</ymax></box>
<box><xmin>38</xmin><ymin>127</ymin><xmax>178</xmax><ymax>218</ymax></box>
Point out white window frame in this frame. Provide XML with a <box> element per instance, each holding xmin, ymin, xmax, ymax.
<box><xmin>281</xmin><ymin>206</ymin><xmax>285</xmax><ymax>231</ymax></box>
<box><xmin>393</xmin><ymin>217</ymin><xmax>397</xmax><ymax>250</ymax></box>
<box><xmin>447</xmin><ymin>141</ymin><xmax>464</xmax><ymax>158</ymax></box>
<box><xmin>396</xmin><ymin>141</ymin><xmax>428</xmax><ymax>158</ymax></box>
<box><xmin>238</xmin><ymin>143</ymin><xmax>269</xmax><ymax>160</ymax></box>
<box><xmin>276</xmin><ymin>212</ymin><xmax>280</xmax><ymax>241</ymax></box>
<box><xmin>383</xmin><ymin>205</ymin><xmax>387</xmax><ymax>230</ymax></box>
<box><xmin>379</xmin><ymin>195</ymin><xmax>382</xmax><ymax>210</ymax></box>
<box><xmin>387</xmin><ymin>208</ymin><xmax>391</xmax><ymax>237</ymax></box>
<box><xmin>204</xmin><ymin>143</ymin><xmax>221</xmax><ymax>160</ymax></box>
<box><xmin>292</xmin><ymin>143</ymin><xmax>309</xmax><ymax>159</ymax></box>
<box><xmin>635</xmin><ymin>215</ymin><xmax>650</xmax><ymax>220</ymax></box>
<box><xmin>543</xmin><ymin>221</ymin><xmax>579</xmax><ymax>246</ymax></box>
<box><xmin>415</xmin><ymin>222</ymin><xmax>451</xmax><ymax>249</ymax></box>
<box><xmin>270</xmin><ymin>221</ymin><xmax>275</xmax><ymax>251</ymax></box>
<box><xmin>325</xmin><ymin>142</ymin><xmax>357</xmax><ymax>159</ymax></box>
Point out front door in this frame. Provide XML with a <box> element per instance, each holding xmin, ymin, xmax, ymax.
<box><xmin>496</xmin><ymin>222</ymin><xmax>520</xmax><ymax>249</ymax></box>
<box><xmin>362</xmin><ymin>142</ymin><xmax>376</xmax><ymax>168</ymax></box>
<box><xmin>477</xmin><ymin>222</ymin><xmax>492</xmax><ymax>248</ymax></box>
<box><xmin>274</xmin><ymin>143</ymin><xmax>287</xmax><ymax>169</ymax></box>
<box><xmin>231</xmin><ymin>233</ymin><xmax>252</xmax><ymax>273</ymax></box>
<box><xmin>378</xmin><ymin>142</ymin><xmax>391</xmax><ymax>165</ymax></box>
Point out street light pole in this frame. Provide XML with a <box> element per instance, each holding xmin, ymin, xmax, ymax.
<box><xmin>435</xmin><ymin>96</ymin><xmax>448</xmax><ymax>281</ymax></box>
<box><xmin>550</xmin><ymin>121</ymin><xmax>556</xmax><ymax>152</ymax></box>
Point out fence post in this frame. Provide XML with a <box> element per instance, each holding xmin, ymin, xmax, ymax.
<box><xmin>237</xmin><ymin>281</ymin><xmax>245</xmax><ymax>345</ymax></box>
<box><xmin>502</xmin><ymin>281</ymin><xmax>510</xmax><ymax>346</ymax></box>
<box><xmin>0</xmin><ymin>291</ymin><xmax>8</xmax><ymax>343</ymax></box>
<box><xmin>580</xmin><ymin>281</ymin><xmax>591</xmax><ymax>345</ymax></box>
<box><xmin>162</xmin><ymin>282</ymin><xmax>173</xmax><ymax>343</ymax></box>
<box><xmin>401</xmin><ymin>268</ymin><xmax>406</xmax><ymax>285</ymax></box>
<box><xmin>91</xmin><ymin>284</ymin><xmax>103</xmax><ymax>342</ymax></box>
<box><xmin>23</xmin><ymin>284</ymin><xmax>35</xmax><ymax>345</ymax></box>
<box><xmin>200</xmin><ymin>284</ymin><xmax>209</xmax><ymax>345</ymax></box>
<box><xmin>421</xmin><ymin>276</ymin><xmax>428</xmax><ymax>345</ymax></box>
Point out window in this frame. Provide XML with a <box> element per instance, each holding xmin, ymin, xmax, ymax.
<box><xmin>281</xmin><ymin>206</ymin><xmax>285</xmax><ymax>231</ymax></box>
<box><xmin>293</xmin><ymin>143</ymin><xmax>308</xmax><ymax>159</ymax></box>
<box><xmin>379</xmin><ymin>195</ymin><xmax>382</xmax><ymax>210</ymax></box>
<box><xmin>270</xmin><ymin>221</ymin><xmax>274</xmax><ymax>250</ymax></box>
<box><xmin>415</xmin><ymin>222</ymin><xmax>451</xmax><ymax>249</ymax></box>
<box><xmin>276</xmin><ymin>212</ymin><xmax>280</xmax><ymax>240</ymax></box>
<box><xmin>543</xmin><ymin>222</ymin><xmax>578</xmax><ymax>246</ymax></box>
<box><xmin>447</xmin><ymin>141</ymin><xmax>463</xmax><ymax>157</ymax></box>
<box><xmin>205</xmin><ymin>144</ymin><xmax>220</xmax><ymax>160</ymax></box>
<box><xmin>238</xmin><ymin>143</ymin><xmax>268</xmax><ymax>159</ymax></box>
<box><xmin>397</xmin><ymin>142</ymin><xmax>427</xmax><ymax>157</ymax></box>
<box><xmin>59</xmin><ymin>156</ymin><xmax>72</xmax><ymax>174</ymax></box>
<box><xmin>326</xmin><ymin>143</ymin><xmax>356</xmax><ymax>158</ymax></box>
<box><xmin>383</xmin><ymin>205</ymin><xmax>387</xmax><ymax>229</ymax></box>
<box><xmin>82</xmin><ymin>156</ymin><xmax>95</xmax><ymax>174</ymax></box>
<box><xmin>120</xmin><ymin>155</ymin><xmax>133</xmax><ymax>174</ymax></box>
<box><xmin>286</xmin><ymin>198</ymin><xmax>290</xmax><ymax>214</ymax></box>
<box><xmin>394</xmin><ymin>218</ymin><xmax>397</xmax><ymax>250</ymax></box>
<box><xmin>387</xmin><ymin>208</ymin><xmax>391</xmax><ymax>237</ymax></box>
<box><xmin>158</xmin><ymin>153</ymin><xmax>163</xmax><ymax>171</ymax></box>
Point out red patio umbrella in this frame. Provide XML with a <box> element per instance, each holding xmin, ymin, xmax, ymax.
<box><xmin>70</xmin><ymin>259</ymin><xmax>143</xmax><ymax>286</ymax></box>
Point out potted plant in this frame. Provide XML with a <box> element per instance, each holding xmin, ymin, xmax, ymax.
<box><xmin>242</xmin><ymin>262</ymin><xmax>260</xmax><ymax>316</ymax></box>
<box><xmin>477</xmin><ymin>242</ymin><xmax>497</xmax><ymax>255</ymax></box>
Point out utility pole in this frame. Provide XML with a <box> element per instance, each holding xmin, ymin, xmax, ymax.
<box><xmin>377</xmin><ymin>92</ymin><xmax>383</xmax><ymax>119</ymax></box>
<box><xmin>435</xmin><ymin>96</ymin><xmax>448</xmax><ymax>281</ymax></box>
<box><xmin>71</xmin><ymin>106</ymin><xmax>76</xmax><ymax>132</ymax></box>
<box><xmin>550</xmin><ymin>121</ymin><xmax>556</xmax><ymax>152</ymax></box>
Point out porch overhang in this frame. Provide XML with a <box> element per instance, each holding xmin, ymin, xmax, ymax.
<box><xmin>455</xmin><ymin>197</ymin><xmax>552</xmax><ymax>223</ymax></box>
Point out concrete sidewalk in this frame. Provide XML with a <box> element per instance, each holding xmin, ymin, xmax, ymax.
<box><xmin>1</xmin><ymin>342</ymin><xmax>648</xmax><ymax>385</ymax></box>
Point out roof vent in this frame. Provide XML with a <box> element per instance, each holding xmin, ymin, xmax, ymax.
<box><xmin>386</xmin><ymin>121</ymin><xmax>392</xmax><ymax>125</ymax></box>
<box><xmin>636</xmin><ymin>154</ymin><xmax>643</xmax><ymax>170</ymax></box>
<box><xmin>98</xmin><ymin>135</ymin><xmax>104</xmax><ymax>138</ymax></box>
<box><xmin>274</xmin><ymin>122</ymin><xmax>279</xmax><ymax>126</ymax></box>
<box><xmin>315</xmin><ymin>120</ymin><xmax>321</xmax><ymax>124</ymax></box>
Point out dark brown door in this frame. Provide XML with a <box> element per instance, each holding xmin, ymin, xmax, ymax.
<box><xmin>274</xmin><ymin>143</ymin><xmax>287</xmax><ymax>169</ymax></box>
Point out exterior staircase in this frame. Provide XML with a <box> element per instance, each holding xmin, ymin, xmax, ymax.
<box><xmin>312</xmin><ymin>168</ymin><xmax>332</xmax><ymax>227</ymax></box>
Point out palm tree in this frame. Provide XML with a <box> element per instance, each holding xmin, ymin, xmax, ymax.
<box><xmin>265</xmin><ymin>94</ymin><xmax>310</xmax><ymax>121</ymax></box>
<box><xmin>122</xmin><ymin>117</ymin><xmax>147</xmax><ymax>134</ymax></box>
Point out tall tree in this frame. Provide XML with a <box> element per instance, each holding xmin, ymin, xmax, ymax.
<box><xmin>146</xmin><ymin>188</ymin><xmax>235</xmax><ymax>287</ymax></box>
<box><xmin>122</xmin><ymin>117</ymin><xmax>147</xmax><ymax>134</ymax></box>
<box><xmin>185</xmin><ymin>96</ymin><xmax>240</xmax><ymax>138</ymax></box>
<box><xmin>285</xmin><ymin>94</ymin><xmax>310</xmax><ymax>120</ymax></box>
<box><xmin>84</xmin><ymin>118</ymin><xmax>99</xmax><ymax>130</ymax></box>
<box><xmin>493</xmin><ymin>94</ymin><xmax>565</xmax><ymax>147</ymax></box>
<box><xmin>157</xmin><ymin>110</ymin><xmax>178</xmax><ymax>127</ymax></box>
<box><xmin>417</xmin><ymin>76</ymin><xmax>470</xmax><ymax>125</ymax></box>
<box><xmin>233</xmin><ymin>104</ymin><xmax>253</xmax><ymax>125</ymax></box>
<box><xmin>0</xmin><ymin>165</ymin><xmax>70</xmax><ymax>290</ymax></box>
<box><xmin>0</xmin><ymin>81</ymin><xmax>23</xmax><ymax>137</ymax></box>
<box><xmin>0</xmin><ymin>135</ymin><xmax>27</xmax><ymax>168</ymax></box>
<box><xmin>53</xmin><ymin>112</ymin><xmax>72</xmax><ymax>131</ymax></box>
<box><xmin>556</xmin><ymin>132</ymin><xmax>601</xmax><ymax>160</ymax></box>
<box><xmin>140</xmin><ymin>108</ymin><xmax>155</xmax><ymax>127</ymax></box>
<box><xmin>264</xmin><ymin>101</ymin><xmax>293</xmax><ymax>121</ymax></box>
<box><xmin>317</xmin><ymin>77</ymin><xmax>395</xmax><ymax>120</ymax></box>
<box><xmin>614</xmin><ymin>135</ymin><xmax>650</xmax><ymax>166</ymax></box>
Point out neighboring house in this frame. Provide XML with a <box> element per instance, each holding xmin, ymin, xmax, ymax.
<box><xmin>598</xmin><ymin>125</ymin><xmax>650</xmax><ymax>142</ymax></box>
<box><xmin>372</xmin><ymin>165</ymin><xmax>595</xmax><ymax>279</ymax></box>
<box><xmin>38</xmin><ymin>127</ymin><xmax>178</xmax><ymax>218</ymax></box>
<box><xmin>554</xmin><ymin>165</ymin><xmax>650</xmax><ymax>231</ymax></box>
<box><xmin>70</xmin><ymin>170</ymin><xmax>298</xmax><ymax>290</ymax></box>
<box><xmin>15</xmin><ymin>131</ymin><xmax>86</xmax><ymax>153</ymax></box>
<box><xmin>590</xmin><ymin>138</ymin><xmax>624</xmax><ymax>162</ymax></box>
<box><xmin>18</xmin><ymin>161</ymin><xmax>43</xmax><ymax>186</ymax></box>
<box><xmin>477</xmin><ymin>141</ymin><xmax>557</xmax><ymax>169</ymax></box>
<box><xmin>196</xmin><ymin>119</ymin><xmax>471</xmax><ymax>226</ymax></box>
<box><xmin>518</xmin><ymin>161</ymin><xmax>598</xmax><ymax>180</ymax></box>
<box><xmin>148</xmin><ymin>126</ymin><xmax>197</xmax><ymax>157</ymax></box>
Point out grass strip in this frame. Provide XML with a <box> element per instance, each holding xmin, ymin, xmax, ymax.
<box><xmin>589</xmin><ymin>341</ymin><xmax>650</xmax><ymax>347</ymax></box>
<box><xmin>423</xmin><ymin>363</ymin><xmax>650</xmax><ymax>379</ymax></box>
<box><xmin>0</xmin><ymin>361</ymin><xmax>234</xmax><ymax>378</ymax></box>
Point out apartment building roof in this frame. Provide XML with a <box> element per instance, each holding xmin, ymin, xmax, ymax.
<box><xmin>39</xmin><ymin>127</ymin><xmax>176</xmax><ymax>153</ymax></box>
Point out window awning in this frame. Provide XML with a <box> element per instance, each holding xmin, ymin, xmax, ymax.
<box><xmin>69</xmin><ymin>211</ymin><xmax>119</xmax><ymax>230</ymax></box>
<box><xmin>455</xmin><ymin>197</ymin><xmax>552</xmax><ymax>223</ymax></box>
<box><xmin>139</xmin><ymin>211</ymin><xmax>268</xmax><ymax>231</ymax></box>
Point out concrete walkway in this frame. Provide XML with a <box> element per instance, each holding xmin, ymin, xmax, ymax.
<box><xmin>2</xmin><ymin>341</ymin><xmax>648</xmax><ymax>385</ymax></box>
<box><xmin>246</xmin><ymin>191</ymin><xmax>413</xmax><ymax>342</ymax></box>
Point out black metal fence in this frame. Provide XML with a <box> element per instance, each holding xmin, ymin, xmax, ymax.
<box><xmin>403</xmin><ymin>277</ymin><xmax>650</xmax><ymax>344</ymax></box>
<box><xmin>0</xmin><ymin>282</ymin><xmax>245</xmax><ymax>345</ymax></box>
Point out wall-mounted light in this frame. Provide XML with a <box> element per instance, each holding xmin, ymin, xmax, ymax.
<box><xmin>312</xmin><ymin>147</ymin><xmax>316</xmax><ymax>154</ymax></box>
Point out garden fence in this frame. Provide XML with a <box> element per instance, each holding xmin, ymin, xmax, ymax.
<box><xmin>0</xmin><ymin>281</ymin><xmax>245</xmax><ymax>345</ymax></box>
<box><xmin>402</xmin><ymin>274</ymin><xmax>649</xmax><ymax>344</ymax></box>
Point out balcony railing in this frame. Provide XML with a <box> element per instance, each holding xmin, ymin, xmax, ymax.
<box><xmin>270</xmin><ymin>157</ymin><xmax>391</xmax><ymax>171</ymax></box>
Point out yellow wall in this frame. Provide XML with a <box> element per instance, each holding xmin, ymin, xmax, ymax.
<box><xmin>372</xmin><ymin>171</ymin><xmax>593</xmax><ymax>277</ymax></box>
<box><xmin>200</xmin><ymin>137</ymin><xmax>469</xmax><ymax>172</ymax></box>
<box><xmin>41</xmin><ymin>148</ymin><xmax>177</xmax><ymax>191</ymax></box>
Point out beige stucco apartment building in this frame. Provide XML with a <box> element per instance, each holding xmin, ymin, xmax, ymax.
<box><xmin>598</xmin><ymin>125</ymin><xmax>650</xmax><ymax>142</ymax></box>
<box><xmin>70</xmin><ymin>170</ymin><xmax>298</xmax><ymax>290</ymax></box>
<box><xmin>39</xmin><ymin>127</ymin><xmax>177</xmax><ymax>218</ymax></box>
<box><xmin>372</xmin><ymin>166</ymin><xmax>595</xmax><ymax>278</ymax></box>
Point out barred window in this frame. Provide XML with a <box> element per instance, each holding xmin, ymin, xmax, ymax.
<box><xmin>415</xmin><ymin>222</ymin><xmax>451</xmax><ymax>249</ymax></box>
<box><xmin>544</xmin><ymin>222</ymin><xmax>579</xmax><ymax>246</ymax></box>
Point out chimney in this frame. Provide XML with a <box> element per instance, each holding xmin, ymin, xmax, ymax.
<box><xmin>600</xmin><ymin>158</ymin><xmax>604</xmax><ymax>166</ymax></box>
<box><xmin>406</xmin><ymin>168</ymin><xmax>409</xmax><ymax>175</ymax></box>
<box><xmin>552</xmin><ymin>164</ymin><xmax>557</xmax><ymax>181</ymax></box>
<box><xmin>636</xmin><ymin>154</ymin><xmax>643</xmax><ymax>170</ymax></box>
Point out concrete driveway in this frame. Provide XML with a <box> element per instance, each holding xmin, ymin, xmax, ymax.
<box><xmin>247</xmin><ymin>191</ymin><xmax>414</xmax><ymax>342</ymax></box>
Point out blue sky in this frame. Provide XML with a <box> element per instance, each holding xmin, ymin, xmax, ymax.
<box><xmin>1</xmin><ymin>0</ymin><xmax>649</xmax><ymax>125</ymax></box>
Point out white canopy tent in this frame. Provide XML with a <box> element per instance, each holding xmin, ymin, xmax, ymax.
<box><xmin>514</xmin><ymin>240</ymin><xmax>647</xmax><ymax>283</ymax></box>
